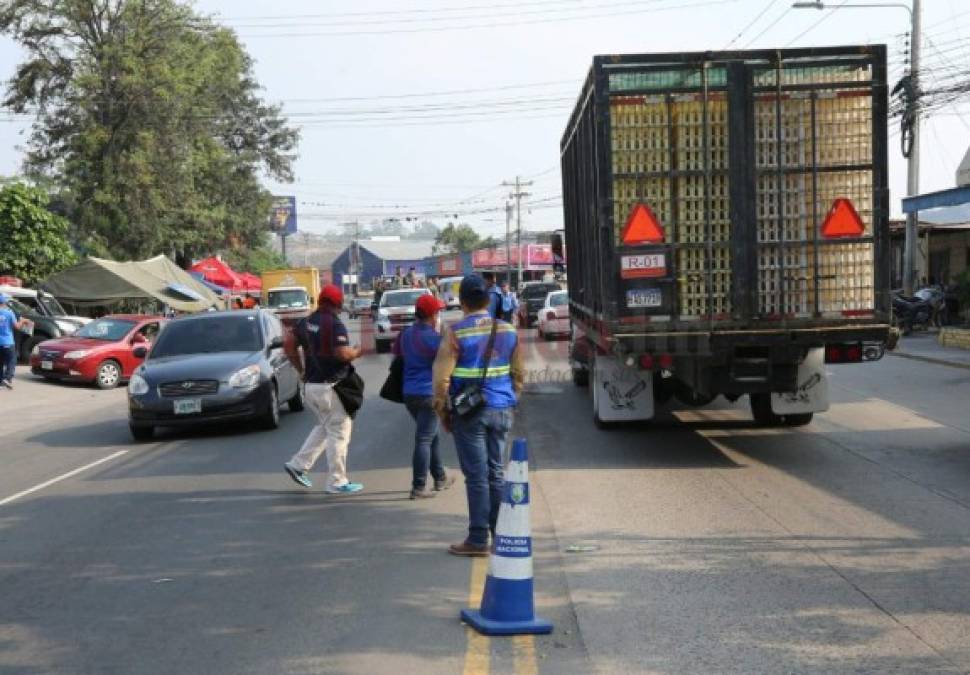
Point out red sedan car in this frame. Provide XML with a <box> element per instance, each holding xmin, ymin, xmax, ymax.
<box><xmin>30</xmin><ymin>315</ymin><xmax>164</xmax><ymax>389</ymax></box>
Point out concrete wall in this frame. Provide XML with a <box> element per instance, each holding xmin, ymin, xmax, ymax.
<box><xmin>940</xmin><ymin>327</ymin><xmax>970</xmax><ymax>350</ymax></box>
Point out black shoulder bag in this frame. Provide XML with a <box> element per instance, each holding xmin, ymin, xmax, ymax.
<box><xmin>379</xmin><ymin>332</ymin><xmax>406</xmax><ymax>404</ymax></box>
<box><xmin>450</xmin><ymin>318</ymin><xmax>499</xmax><ymax>418</ymax></box>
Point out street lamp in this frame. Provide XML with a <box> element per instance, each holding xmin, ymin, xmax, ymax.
<box><xmin>793</xmin><ymin>0</ymin><xmax>922</xmax><ymax>295</ymax></box>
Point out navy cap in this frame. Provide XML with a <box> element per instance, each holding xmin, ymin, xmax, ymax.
<box><xmin>459</xmin><ymin>274</ymin><xmax>488</xmax><ymax>304</ymax></box>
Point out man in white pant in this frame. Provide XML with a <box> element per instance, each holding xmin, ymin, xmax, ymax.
<box><xmin>283</xmin><ymin>284</ymin><xmax>364</xmax><ymax>494</ymax></box>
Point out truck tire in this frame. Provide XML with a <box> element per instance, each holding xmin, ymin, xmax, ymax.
<box><xmin>750</xmin><ymin>393</ymin><xmax>814</xmax><ymax>427</ymax></box>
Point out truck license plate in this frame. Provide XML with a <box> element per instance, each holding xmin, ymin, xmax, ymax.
<box><xmin>627</xmin><ymin>288</ymin><xmax>662</xmax><ymax>309</ymax></box>
<box><xmin>41</xmin><ymin>360</ymin><xmax>53</xmax><ymax>370</ymax></box>
<box><xmin>173</xmin><ymin>398</ymin><xmax>202</xmax><ymax>415</ymax></box>
<box><xmin>621</xmin><ymin>253</ymin><xmax>666</xmax><ymax>279</ymax></box>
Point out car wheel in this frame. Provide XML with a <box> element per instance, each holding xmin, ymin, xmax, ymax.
<box><xmin>95</xmin><ymin>360</ymin><xmax>122</xmax><ymax>389</ymax></box>
<box><xmin>288</xmin><ymin>382</ymin><xmax>305</xmax><ymax>412</ymax></box>
<box><xmin>261</xmin><ymin>384</ymin><xmax>280</xmax><ymax>430</ymax></box>
<box><xmin>130</xmin><ymin>424</ymin><xmax>154</xmax><ymax>441</ymax></box>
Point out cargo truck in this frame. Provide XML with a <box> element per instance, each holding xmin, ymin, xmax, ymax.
<box><xmin>260</xmin><ymin>267</ymin><xmax>321</xmax><ymax>322</ymax></box>
<box><xmin>561</xmin><ymin>46</ymin><xmax>891</xmax><ymax>427</ymax></box>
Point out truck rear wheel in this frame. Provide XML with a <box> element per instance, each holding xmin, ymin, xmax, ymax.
<box><xmin>750</xmin><ymin>393</ymin><xmax>814</xmax><ymax>427</ymax></box>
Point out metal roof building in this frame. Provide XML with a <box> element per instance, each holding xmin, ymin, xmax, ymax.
<box><xmin>331</xmin><ymin>239</ymin><xmax>437</xmax><ymax>288</ymax></box>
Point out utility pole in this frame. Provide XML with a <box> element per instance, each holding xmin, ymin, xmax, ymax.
<box><xmin>505</xmin><ymin>200</ymin><xmax>514</xmax><ymax>283</ymax></box>
<box><xmin>301</xmin><ymin>232</ymin><xmax>311</xmax><ymax>267</ymax></box>
<box><xmin>502</xmin><ymin>176</ymin><xmax>532</xmax><ymax>288</ymax></box>
<box><xmin>903</xmin><ymin>0</ymin><xmax>922</xmax><ymax>295</ymax></box>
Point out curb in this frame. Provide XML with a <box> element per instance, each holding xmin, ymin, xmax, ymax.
<box><xmin>888</xmin><ymin>350</ymin><xmax>970</xmax><ymax>371</ymax></box>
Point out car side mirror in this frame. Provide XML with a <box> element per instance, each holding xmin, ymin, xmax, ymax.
<box><xmin>268</xmin><ymin>336</ymin><xmax>284</xmax><ymax>350</ymax></box>
<box><xmin>133</xmin><ymin>346</ymin><xmax>148</xmax><ymax>359</ymax></box>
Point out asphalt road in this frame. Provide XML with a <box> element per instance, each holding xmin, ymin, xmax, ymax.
<box><xmin>2</xmin><ymin>320</ymin><xmax>970</xmax><ymax>674</ymax></box>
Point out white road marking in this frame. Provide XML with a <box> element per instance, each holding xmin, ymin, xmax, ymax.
<box><xmin>0</xmin><ymin>450</ymin><xmax>129</xmax><ymax>507</ymax></box>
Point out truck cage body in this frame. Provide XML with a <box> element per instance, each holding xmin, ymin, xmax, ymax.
<box><xmin>560</xmin><ymin>46</ymin><xmax>890</xmax><ymax>355</ymax></box>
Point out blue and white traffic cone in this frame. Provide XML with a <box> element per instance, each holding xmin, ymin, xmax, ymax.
<box><xmin>461</xmin><ymin>438</ymin><xmax>553</xmax><ymax>636</ymax></box>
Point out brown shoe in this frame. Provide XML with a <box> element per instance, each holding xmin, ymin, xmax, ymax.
<box><xmin>434</xmin><ymin>472</ymin><xmax>457</xmax><ymax>491</ymax></box>
<box><xmin>448</xmin><ymin>542</ymin><xmax>489</xmax><ymax>557</ymax></box>
<box><xmin>409</xmin><ymin>488</ymin><xmax>436</xmax><ymax>500</ymax></box>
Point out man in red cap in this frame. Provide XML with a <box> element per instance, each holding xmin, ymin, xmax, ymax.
<box><xmin>392</xmin><ymin>293</ymin><xmax>456</xmax><ymax>499</ymax></box>
<box><xmin>283</xmin><ymin>284</ymin><xmax>364</xmax><ymax>494</ymax></box>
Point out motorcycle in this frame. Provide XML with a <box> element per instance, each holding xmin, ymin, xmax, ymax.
<box><xmin>892</xmin><ymin>289</ymin><xmax>933</xmax><ymax>335</ymax></box>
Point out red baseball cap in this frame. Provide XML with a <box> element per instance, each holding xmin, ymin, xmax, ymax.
<box><xmin>318</xmin><ymin>284</ymin><xmax>344</xmax><ymax>308</ymax></box>
<box><xmin>415</xmin><ymin>294</ymin><xmax>446</xmax><ymax>318</ymax></box>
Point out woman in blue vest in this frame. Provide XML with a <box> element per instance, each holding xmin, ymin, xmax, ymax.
<box><xmin>433</xmin><ymin>275</ymin><xmax>524</xmax><ymax>557</ymax></box>
<box><xmin>393</xmin><ymin>294</ymin><xmax>456</xmax><ymax>499</ymax></box>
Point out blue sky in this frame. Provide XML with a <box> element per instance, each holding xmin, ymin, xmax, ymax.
<box><xmin>0</xmin><ymin>0</ymin><xmax>966</xmax><ymax>235</ymax></box>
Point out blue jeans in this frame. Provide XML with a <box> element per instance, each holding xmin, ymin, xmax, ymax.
<box><xmin>0</xmin><ymin>345</ymin><xmax>15</xmax><ymax>382</ymax></box>
<box><xmin>452</xmin><ymin>406</ymin><xmax>513</xmax><ymax>546</ymax></box>
<box><xmin>404</xmin><ymin>396</ymin><xmax>446</xmax><ymax>490</ymax></box>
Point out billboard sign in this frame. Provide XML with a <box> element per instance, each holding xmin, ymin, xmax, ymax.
<box><xmin>269</xmin><ymin>196</ymin><xmax>298</xmax><ymax>235</ymax></box>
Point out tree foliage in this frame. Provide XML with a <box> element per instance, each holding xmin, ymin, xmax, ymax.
<box><xmin>0</xmin><ymin>182</ymin><xmax>76</xmax><ymax>284</ymax></box>
<box><xmin>434</xmin><ymin>222</ymin><xmax>481</xmax><ymax>254</ymax></box>
<box><xmin>0</xmin><ymin>0</ymin><xmax>299</xmax><ymax>263</ymax></box>
<box><xmin>223</xmin><ymin>238</ymin><xmax>287</xmax><ymax>275</ymax></box>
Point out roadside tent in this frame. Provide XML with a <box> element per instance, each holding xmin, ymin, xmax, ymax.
<box><xmin>239</xmin><ymin>272</ymin><xmax>262</xmax><ymax>291</ymax></box>
<box><xmin>190</xmin><ymin>256</ymin><xmax>246</xmax><ymax>291</ymax></box>
<box><xmin>42</xmin><ymin>255</ymin><xmax>222</xmax><ymax>312</ymax></box>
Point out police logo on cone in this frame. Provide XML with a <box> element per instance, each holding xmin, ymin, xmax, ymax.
<box><xmin>461</xmin><ymin>438</ymin><xmax>553</xmax><ymax>636</ymax></box>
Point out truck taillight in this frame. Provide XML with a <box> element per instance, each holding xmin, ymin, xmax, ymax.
<box><xmin>658</xmin><ymin>353</ymin><xmax>674</xmax><ymax>370</ymax></box>
<box><xmin>825</xmin><ymin>343</ymin><xmax>863</xmax><ymax>363</ymax></box>
<box><xmin>638</xmin><ymin>354</ymin><xmax>654</xmax><ymax>370</ymax></box>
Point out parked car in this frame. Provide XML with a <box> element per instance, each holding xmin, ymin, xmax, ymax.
<box><xmin>0</xmin><ymin>285</ymin><xmax>90</xmax><ymax>362</ymax></box>
<box><xmin>127</xmin><ymin>309</ymin><xmax>302</xmax><ymax>440</ymax></box>
<box><xmin>346</xmin><ymin>297</ymin><xmax>373</xmax><ymax>319</ymax></box>
<box><xmin>517</xmin><ymin>282</ymin><xmax>562</xmax><ymax>328</ymax></box>
<box><xmin>537</xmin><ymin>290</ymin><xmax>570</xmax><ymax>340</ymax></box>
<box><xmin>30</xmin><ymin>315</ymin><xmax>163</xmax><ymax>389</ymax></box>
<box><xmin>438</xmin><ymin>276</ymin><xmax>464</xmax><ymax>309</ymax></box>
<box><xmin>374</xmin><ymin>288</ymin><xmax>432</xmax><ymax>353</ymax></box>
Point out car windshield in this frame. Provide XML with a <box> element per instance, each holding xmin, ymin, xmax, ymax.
<box><xmin>268</xmin><ymin>289</ymin><xmax>309</xmax><ymax>309</ymax></box>
<box><xmin>7</xmin><ymin>298</ymin><xmax>32</xmax><ymax>316</ymax></box>
<box><xmin>150</xmin><ymin>314</ymin><xmax>262</xmax><ymax>357</ymax></box>
<box><xmin>524</xmin><ymin>284</ymin><xmax>558</xmax><ymax>298</ymax></box>
<box><xmin>549</xmin><ymin>292</ymin><xmax>568</xmax><ymax>307</ymax></box>
<box><xmin>38</xmin><ymin>294</ymin><xmax>67</xmax><ymax>315</ymax></box>
<box><xmin>381</xmin><ymin>291</ymin><xmax>426</xmax><ymax>307</ymax></box>
<box><xmin>353</xmin><ymin>299</ymin><xmax>371</xmax><ymax>307</ymax></box>
<box><xmin>76</xmin><ymin>319</ymin><xmax>136</xmax><ymax>341</ymax></box>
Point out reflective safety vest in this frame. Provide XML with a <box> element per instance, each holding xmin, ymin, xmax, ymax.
<box><xmin>450</xmin><ymin>312</ymin><xmax>518</xmax><ymax>410</ymax></box>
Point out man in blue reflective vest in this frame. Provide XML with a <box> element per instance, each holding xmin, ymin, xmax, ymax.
<box><xmin>433</xmin><ymin>275</ymin><xmax>525</xmax><ymax>557</ymax></box>
<box><xmin>482</xmin><ymin>271</ymin><xmax>503</xmax><ymax>320</ymax></box>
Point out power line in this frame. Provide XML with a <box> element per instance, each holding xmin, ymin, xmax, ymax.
<box><xmin>724</xmin><ymin>0</ymin><xmax>779</xmax><ymax>49</ymax></box>
<box><xmin>740</xmin><ymin>4</ymin><xmax>790</xmax><ymax>49</ymax></box>
<box><xmin>784</xmin><ymin>0</ymin><xmax>849</xmax><ymax>47</ymax></box>
<box><xmin>238</xmin><ymin>0</ymin><xmax>739</xmax><ymax>38</ymax></box>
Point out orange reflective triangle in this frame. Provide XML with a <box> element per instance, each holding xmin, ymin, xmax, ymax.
<box><xmin>621</xmin><ymin>203</ymin><xmax>665</xmax><ymax>245</ymax></box>
<box><xmin>821</xmin><ymin>198</ymin><xmax>865</xmax><ymax>238</ymax></box>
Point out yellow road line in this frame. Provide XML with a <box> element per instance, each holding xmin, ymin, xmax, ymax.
<box><xmin>513</xmin><ymin>635</ymin><xmax>539</xmax><ymax>675</ymax></box>
<box><xmin>463</xmin><ymin>556</ymin><xmax>490</xmax><ymax>675</ymax></box>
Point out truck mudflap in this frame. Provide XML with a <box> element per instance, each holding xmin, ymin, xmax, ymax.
<box><xmin>770</xmin><ymin>347</ymin><xmax>830</xmax><ymax>416</ymax></box>
<box><xmin>592</xmin><ymin>354</ymin><xmax>654</xmax><ymax>424</ymax></box>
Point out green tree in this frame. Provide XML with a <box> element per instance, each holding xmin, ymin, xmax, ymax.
<box><xmin>0</xmin><ymin>182</ymin><xmax>76</xmax><ymax>284</ymax></box>
<box><xmin>0</xmin><ymin>0</ymin><xmax>299</xmax><ymax>264</ymax></box>
<box><xmin>434</xmin><ymin>222</ymin><xmax>481</xmax><ymax>254</ymax></box>
<box><xmin>224</xmin><ymin>240</ymin><xmax>287</xmax><ymax>275</ymax></box>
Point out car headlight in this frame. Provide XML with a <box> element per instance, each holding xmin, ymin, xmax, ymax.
<box><xmin>378</xmin><ymin>308</ymin><xmax>389</xmax><ymax>318</ymax></box>
<box><xmin>128</xmin><ymin>374</ymin><xmax>149</xmax><ymax>396</ymax></box>
<box><xmin>228</xmin><ymin>364</ymin><xmax>261</xmax><ymax>390</ymax></box>
<box><xmin>55</xmin><ymin>320</ymin><xmax>79</xmax><ymax>334</ymax></box>
<box><xmin>64</xmin><ymin>350</ymin><xmax>91</xmax><ymax>360</ymax></box>
<box><xmin>31</xmin><ymin>344</ymin><xmax>40</xmax><ymax>356</ymax></box>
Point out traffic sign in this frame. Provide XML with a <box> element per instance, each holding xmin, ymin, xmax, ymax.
<box><xmin>621</xmin><ymin>203</ymin><xmax>665</xmax><ymax>245</ymax></box>
<box><xmin>820</xmin><ymin>198</ymin><xmax>865</xmax><ymax>238</ymax></box>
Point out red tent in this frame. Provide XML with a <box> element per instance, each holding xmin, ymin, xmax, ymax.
<box><xmin>239</xmin><ymin>272</ymin><xmax>262</xmax><ymax>291</ymax></box>
<box><xmin>190</xmin><ymin>257</ymin><xmax>245</xmax><ymax>291</ymax></box>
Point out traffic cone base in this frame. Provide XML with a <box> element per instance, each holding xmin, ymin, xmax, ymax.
<box><xmin>461</xmin><ymin>438</ymin><xmax>553</xmax><ymax>636</ymax></box>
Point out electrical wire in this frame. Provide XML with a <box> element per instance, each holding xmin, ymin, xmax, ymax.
<box><xmin>723</xmin><ymin>0</ymin><xmax>779</xmax><ymax>49</ymax></box>
<box><xmin>740</xmin><ymin>3</ymin><xmax>790</xmax><ymax>49</ymax></box>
